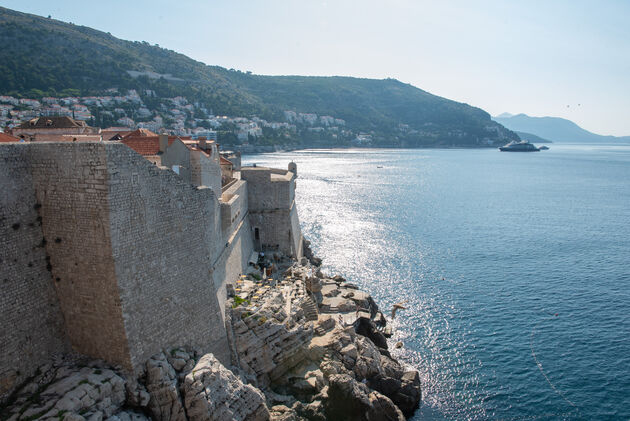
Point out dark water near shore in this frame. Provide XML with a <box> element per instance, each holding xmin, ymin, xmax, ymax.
<box><xmin>243</xmin><ymin>145</ymin><xmax>630</xmax><ymax>420</ymax></box>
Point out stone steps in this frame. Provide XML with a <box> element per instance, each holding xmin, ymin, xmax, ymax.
<box><xmin>301</xmin><ymin>296</ymin><xmax>319</xmax><ymax>322</ymax></box>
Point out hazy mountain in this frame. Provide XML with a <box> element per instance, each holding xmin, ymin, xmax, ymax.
<box><xmin>0</xmin><ymin>6</ymin><xmax>518</xmax><ymax>147</ymax></box>
<box><xmin>493</xmin><ymin>113</ymin><xmax>630</xmax><ymax>143</ymax></box>
<box><xmin>513</xmin><ymin>131</ymin><xmax>552</xmax><ymax>144</ymax></box>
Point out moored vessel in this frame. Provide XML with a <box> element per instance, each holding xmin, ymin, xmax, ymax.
<box><xmin>499</xmin><ymin>140</ymin><xmax>540</xmax><ymax>152</ymax></box>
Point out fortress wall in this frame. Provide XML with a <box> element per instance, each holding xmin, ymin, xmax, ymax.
<box><xmin>190</xmin><ymin>151</ymin><xmax>222</xmax><ymax>201</ymax></box>
<box><xmin>289</xmin><ymin>202</ymin><xmax>304</xmax><ymax>259</ymax></box>
<box><xmin>105</xmin><ymin>144</ymin><xmax>230</xmax><ymax>370</ymax></box>
<box><xmin>220</xmin><ymin>180</ymin><xmax>248</xmax><ymax>234</ymax></box>
<box><xmin>241</xmin><ymin>167</ymin><xmax>302</xmax><ymax>257</ymax></box>
<box><xmin>214</xmin><ymin>180</ymin><xmax>254</xmax><ymax>318</ymax></box>
<box><xmin>211</xmin><ymin>217</ymin><xmax>254</xmax><ymax>320</ymax></box>
<box><xmin>240</xmin><ymin>167</ymin><xmax>293</xmax><ymax>212</ymax></box>
<box><xmin>25</xmin><ymin>143</ymin><xmax>132</xmax><ymax>369</ymax></box>
<box><xmin>0</xmin><ymin>145</ymin><xmax>68</xmax><ymax>398</ymax></box>
<box><xmin>248</xmin><ymin>207</ymin><xmax>301</xmax><ymax>258</ymax></box>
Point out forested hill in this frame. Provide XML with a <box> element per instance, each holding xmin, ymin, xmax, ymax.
<box><xmin>0</xmin><ymin>6</ymin><xmax>518</xmax><ymax>147</ymax></box>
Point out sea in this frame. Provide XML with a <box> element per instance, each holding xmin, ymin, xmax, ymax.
<box><xmin>242</xmin><ymin>144</ymin><xmax>630</xmax><ymax>421</ymax></box>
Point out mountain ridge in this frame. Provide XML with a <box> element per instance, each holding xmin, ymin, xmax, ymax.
<box><xmin>0</xmin><ymin>6</ymin><xmax>518</xmax><ymax>147</ymax></box>
<box><xmin>493</xmin><ymin>113</ymin><xmax>630</xmax><ymax>143</ymax></box>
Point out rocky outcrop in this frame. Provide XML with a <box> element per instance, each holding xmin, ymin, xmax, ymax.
<box><xmin>0</xmin><ymin>358</ymin><xmax>128</xmax><ymax>421</ymax></box>
<box><xmin>1</xmin><ymin>351</ymin><xmax>270</xmax><ymax>421</ymax></box>
<box><xmin>325</xmin><ymin>374</ymin><xmax>404</xmax><ymax>421</ymax></box>
<box><xmin>227</xmin><ymin>262</ymin><xmax>422</xmax><ymax>420</ymax></box>
<box><xmin>183</xmin><ymin>354</ymin><xmax>268</xmax><ymax>421</ymax></box>
<box><xmin>2</xmin><ymin>258</ymin><xmax>421</xmax><ymax>421</ymax></box>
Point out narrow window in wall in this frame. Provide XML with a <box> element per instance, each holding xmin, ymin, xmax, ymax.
<box><xmin>255</xmin><ymin>228</ymin><xmax>260</xmax><ymax>241</ymax></box>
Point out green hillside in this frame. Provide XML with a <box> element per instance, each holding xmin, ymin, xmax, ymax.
<box><xmin>0</xmin><ymin>6</ymin><xmax>518</xmax><ymax>147</ymax></box>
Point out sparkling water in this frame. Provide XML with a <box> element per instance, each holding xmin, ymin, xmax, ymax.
<box><xmin>243</xmin><ymin>144</ymin><xmax>630</xmax><ymax>420</ymax></box>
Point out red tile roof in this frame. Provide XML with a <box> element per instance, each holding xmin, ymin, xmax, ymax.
<box><xmin>122</xmin><ymin>128</ymin><xmax>158</xmax><ymax>138</ymax></box>
<box><xmin>220</xmin><ymin>156</ymin><xmax>233</xmax><ymax>166</ymax></box>
<box><xmin>120</xmin><ymin>135</ymin><xmax>191</xmax><ymax>156</ymax></box>
<box><xmin>121</xmin><ymin>136</ymin><xmax>167</xmax><ymax>156</ymax></box>
<box><xmin>0</xmin><ymin>132</ymin><xmax>20</xmax><ymax>142</ymax></box>
<box><xmin>16</xmin><ymin>116</ymin><xmax>88</xmax><ymax>129</ymax></box>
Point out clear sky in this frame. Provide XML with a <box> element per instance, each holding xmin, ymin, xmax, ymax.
<box><xmin>3</xmin><ymin>0</ymin><xmax>630</xmax><ymax>135</ymax></box>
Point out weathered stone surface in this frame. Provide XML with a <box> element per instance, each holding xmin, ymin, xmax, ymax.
<box><xmin>1</xmin><ymin>363</ymin><xmax>125</xmax><ymax>421</ymax></box>
<box><xmin>144</xmin><ymin>353</ymin><xmax>186</xmax><ymax>421</ymax></box>
<box><xmin>269</xmin><ymin>405</ymin><xmax>300</xmax><ymax>421</ymax></box>
<box><xmin>354</xmin><ymin>317</ymin><xmax>388</xmax><ymax>350</ymax></box>
<box><xmin>324</xmin><ymin>374</ymin><xmax>404</xmax><ymax>421</ymax></box>
<box><xmin>105</xmin><ymin>410</ymin><xmax>150</xmax><ymax>421</ymax></box>
<box><xmin>226</xmin><ymin>261</ymin><xmax>422</xmax><ymax>420</ymax></box>
<box><xmin>183</xmin><ymin>353</ymin><xmax>269</xmax><ymax>421</ymax></box>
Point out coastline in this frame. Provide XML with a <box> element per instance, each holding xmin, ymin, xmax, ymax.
<box><xmin>0</xmin><ymin>248</ymin><xmax>421</xmax><ymax>421</ymax></box>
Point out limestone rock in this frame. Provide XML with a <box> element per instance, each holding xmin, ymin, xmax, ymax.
<box><xmin>1</xmin><ymin>363</ymin><xmax>125</xmax><ymax>421</ymax></box>
<box><xmin>145</xmin><ymin>353</ymin><xmax>186</xmax><ymax>421</ymax></box>
<box><xmin>324</xmin><ymin>374</ymin><xmax>404</xmax><ymax>421</ymax></box>
<box><xmin>268</xmin><ymin>405</ymin><xmax>300</xmax><ymax>421</ymax></box>
<box><xmin>105</xmin><ymin>410</ymin><xmax>150</xmax><ymax>421</ymax></box>
<box><xmin>183</xmin><ymin>353</ymin><xmax>269</xmax><ymax>421</ymax></box>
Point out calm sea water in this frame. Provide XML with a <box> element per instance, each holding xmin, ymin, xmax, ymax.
<box><xmin>243</xmin><ymin>144</ymin><xmax>630</xmax><ymax>420</ymax></box>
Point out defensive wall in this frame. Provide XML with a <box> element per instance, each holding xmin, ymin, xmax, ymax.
<box><xmin>0</xmin><ymin>145</ymin><xmax>68</xmax><ymax>397</ymax></box>
<box><xmin>241</xmin><ymin>165</ymin><xmax>303</xmax><ymax>259</ymax></box>
<box><xmin>0</xmin><ymin>141</ymin><xmax>302</xmax><ymax>400</ymax></box>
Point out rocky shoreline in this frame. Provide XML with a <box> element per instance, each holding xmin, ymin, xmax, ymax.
<box><xmin>1</xmin><ymin>250</ymin><xmax>420</xmax><ymax>421</ymax></box>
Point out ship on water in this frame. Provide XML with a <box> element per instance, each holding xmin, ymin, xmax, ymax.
<box><xmin>499</xmin><ymin>140</ymin><xmax>541</xmax><ymax>152</ymax></box>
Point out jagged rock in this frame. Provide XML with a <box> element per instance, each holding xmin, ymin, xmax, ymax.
<box><xmin>395</xmin><ymin>371</ymin><xmax>422</xmax><ymax>417</ymax></box>
<box><xmin>332</xmin><ymin>275</ymin><xmax>345</xmax><ymax>283</ymax></box>
<box><xmin>125</xmin><ymin>380</ymin><xmax>150</xmax><ymax>408</ymax></box>
<box><xmin>305</xmin><ymin>276</ymin><xmax>322</xmax><ymax>294</ymax></box>
<box><xmin>183</xmin><ymin>353</ymin><xmax>270</xmax><ymax>421</ymax></box>
<box><xmin>324</xmin><ymin>374</ymin><xmax>404</xmax><ymax>421</ymax></box>
<box><xmin>354</xmin><ymin>317</ymin><xmax>388</xmax><ymax>350</ymax></box>
<box><xmin>145</xmin><ymin>353</ymin><xmax>186</xmax><ymax>421</ymax></box>
<box><xmin>1</xmin><ymin>364</ymin><xmax>125</xmax><ymax>421</ymax></box>
<box><xmin>105</xmin><ymin>410</ymin><xmax>150</xmax><ymax>421</ymax></box>
<box><xmin>269</xmin><ymin>405</ymin><xmax>300</xmax><ymax>421</ymax></box>
<box><xmin>368</xmin><ymin>370</ymin><xmax>421</xmax><ymax>417</ymax></box>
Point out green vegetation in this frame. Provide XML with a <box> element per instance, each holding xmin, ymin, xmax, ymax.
<box><xmin>0</xmin><ymin>6</ymin><xmax>519</xmax><ymax>147</ymax></box>
<box><xmin>232</xmin><ymin>296</ymin><xmax>250</xmax><ymax>308</ymax></box>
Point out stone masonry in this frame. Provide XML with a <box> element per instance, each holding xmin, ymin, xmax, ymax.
<box><xmin>0</xmin><ymin>141</ymin><xmax>303</xmax><ymax>401</ymax></box>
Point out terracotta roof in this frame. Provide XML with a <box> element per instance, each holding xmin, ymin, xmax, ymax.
<box><xmin>121</xmin><ymin>135</ymin><xmax>188</xmax><ymax>156</ymax></box>
<box><xmin>0</xmin><ymin>132</ymin><xmax>20</xmax><ymax>142</ymax></box>
<box><xmin>16</xmin><ymin>116</ymin><xmax>87</xmax><ymax>129</ymax></box>
<box><xmin>220</xmin><ymin>156</ymin><xmax>233</xmax><ymax>166</ymax></box>
<box><xmin>101</xmin><ymin>129</ymin><xmax>132</xmax><ymax>140</ymax></box>
<box><xmin>122</xmin><ymin>128</ymin><xmax>158</xmax><ymax>138</ymax></box>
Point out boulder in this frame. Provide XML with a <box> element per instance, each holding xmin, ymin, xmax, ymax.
<box><xmin>324</xmin><ymin>374</ymin><xmax>404</xmax><ymax>421</ymax></box>
<box><xmin>354</xmin><ymin>317</ymin><xmax>388</xmax><ymax>350</ymax></box>
<box><xmin>0</xmin><ymin>364</ymin><xmax>126</xmax><ymax>421</ymax></box>
<box><xmin>145</xmin><ymin>353</ymin><xmax>186</xmax><ymax>421</ymax></box>
<box><xmin>183</xmin><ymin>353</ymin><xmax>269</xmax><ymax>421</ymax></box>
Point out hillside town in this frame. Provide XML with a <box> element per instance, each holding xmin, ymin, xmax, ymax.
<box><xmin>0</xmin><ymin>90</ymin><xmax>361</xmax><ymax>151</ymax></box>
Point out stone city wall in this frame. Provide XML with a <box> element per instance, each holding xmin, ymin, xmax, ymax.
<box><xmin>220</xmin><ymin>180</ymin><xmax>248</xmax><ymax>234</ymax></box>
<box><xmin>0</xmin><ymin>145</ymin><xmax>68</xmax><ymax>398</ymax></box>
<box><xmin>106</xmin><ymin>144</ymin><xmax>230</xmax><ymax>370</ymax></box>
<box><xmin>0</xmin><ymin>143</ymin><xmax>234</xmax><ymax>377</ymax></box>
<box><xmin>241</xmin><ymin>166</ymin><xmax>303</xmax><ymax>258</ymax></box>
<box><xmin>190</xmin><ymin>150</ymin><xmax>222</xmax><ymax>201</ymax></box>
<box><xmin>240</xmin><ymin>167</ymin><xmax>295</xmax><ymax>212</ymax></box>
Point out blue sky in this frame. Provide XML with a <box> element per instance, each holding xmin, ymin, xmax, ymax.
<box><xmin>3</xmin><ymin>0</ymin><xmax>629</xmax><ymax>135</ymax></box>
